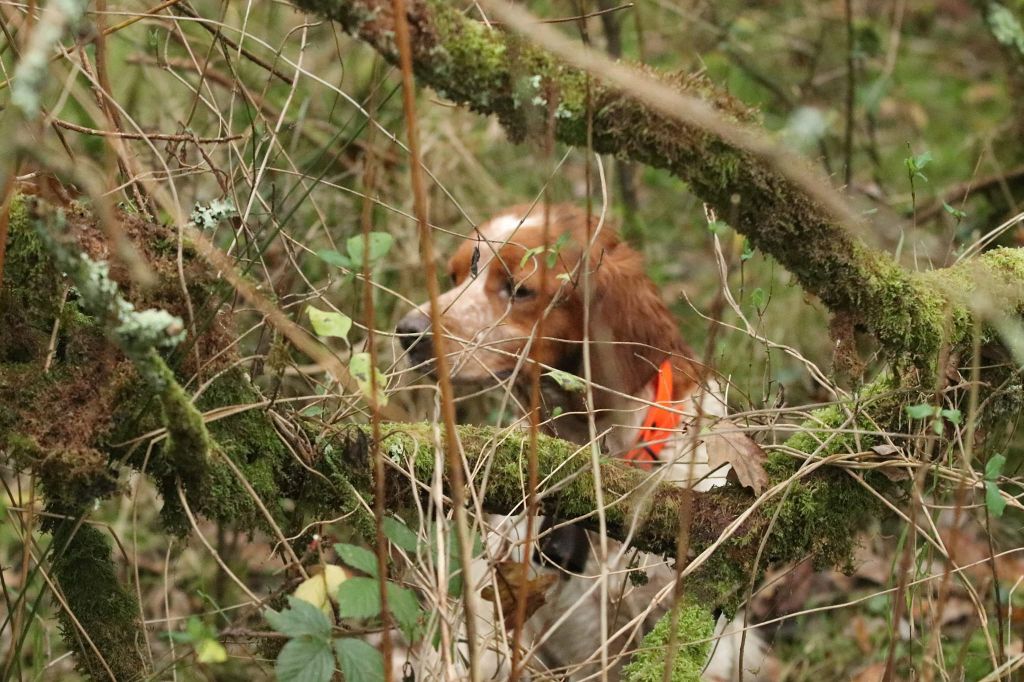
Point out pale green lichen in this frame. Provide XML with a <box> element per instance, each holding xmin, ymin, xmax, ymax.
<box><xmin>989</xmin><ymin>3</ymin><xmax>1024</xmax><ymax>54</ymax></box>
<box><xmin>190</xmin><ymin>198</ymin><xmax>238</xmax><ymax>230</ymax></box>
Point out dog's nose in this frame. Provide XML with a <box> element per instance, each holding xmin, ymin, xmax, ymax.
<box><xmin>395</xmin><ymin>311</ymin><xmax>433</xmax><ymax>360</ymax></box>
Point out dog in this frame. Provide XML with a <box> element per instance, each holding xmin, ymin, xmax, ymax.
<box><xmin>394</xmin><ymin>204</ymin><xmax>768</xmax><ymax>680</ymax></box>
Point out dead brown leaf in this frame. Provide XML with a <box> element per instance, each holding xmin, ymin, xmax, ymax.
<box><xmin>702</xmin><ymin>420</ymin><xmax>769</xmax><ymax>495</ymax></box>
<box><xmin>480</xmin><ymin>561</ymin><xmax>558</xmax><ymax>630</ymax></box>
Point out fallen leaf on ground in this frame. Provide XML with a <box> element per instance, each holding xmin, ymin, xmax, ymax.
<box><xmin>481</xmin><ymin>561</ymin><xmax>557</xmax><ymax>630</ymax></box>
<box><xmin>702</xmin><ymin>420</ymin><xmax>769</xmax><ymax>495</ymax></box>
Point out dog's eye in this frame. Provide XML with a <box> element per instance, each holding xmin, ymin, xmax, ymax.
<box><xmin>504</xmin><ymin>278</ymin><xmax>536</xmax><ymax>301</ymax></box>
<box><xmin>449</xmin><ymin>271</ymin><xmax>459</xmax><ymax>286</ymax></box>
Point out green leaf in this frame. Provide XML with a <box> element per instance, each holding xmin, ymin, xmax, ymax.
<box><xmin>335</xmin><ymin>638</ymin><xmax>385</xmax><ymax>682</ymax></box>
<box><xmin>740</xmin><ymin>239</ymin><xmax>755</xmax><ymax>261</ymax></box>
<box><xmin>386</xmin><ymin>584</ymin><xmax>423</xmax><ymax>640</ymax></box>
<box><xmin>905</xmin><ymin>403</ymin><xmax>935</xmax><ymax>420</ymax></box>
<box><xmin>943</xmin><ymin>203</ymin><xmax>967</xmax><ymax>220</ymax></box>
<box><xmin>264</xmin><ymin>597</ymin><xmax>332</xmax><ymax>639</ymax></box>
<box><xmin>985</xmin><ymin>453</ymin><xmax>1007</xmax><ymax>481</ymax></box>
<box><xmin>307</xmin><ymin>306</ymin><xmax>352</xmax><ymax>340</ymax></box>
<box><xmin>519</xmin><ymin>245</ymin><xmax>545</xmax><ymax>269</ymax></box>
<box><xmin>751</xmin><ymin>287</ymin><xmax>767</xmax><ymax>310</ymax></box>
<box><xmin>196</xmin><ymin>638</ymin><xmax>228</xmax><ymax>664</ymax></box>
<box><xmin>335</xmin><ymin>543</ymin><xmax>379</xmax><ymax>578</ymax></box>
<box><xmin>317</xmin><ymin>249</ymin><xmax>350</xmax><ymax>269</ymax></box>
<box><xmin>382</xmin><ymin>517</ymin><xmax>418</xmax><ymax>552</ymax></box>
<box><xmin>276</xmin><ymin>636</ymin><xmax>335</xmax><ymax>682</ymax></box>
<box><xmin>349</xmin><ymin>352</ymin><xmax>389</xmax><ymax>406</ymax></box>
<box><xmin>337</xmin><ymin>577</ymin><xmax>383</xmax><ymax>620</ymax></box>
<box><xmin>940</xmin><ymin>408</ymin><xmax>962</xmax><ymax>425</ymax></box>
<box><xmin>544</xmin><ymin>369</ymin><xmax>586</xmax><ymax>392</ymax></box>
<box><xmin>347</xmin><ymin>232</ymin><xmax>395</xmax><ymax>267</ymax></box>
<box><xmin>985</xmin><ymin>480</ymin><xmax>1007</xmax><ymax>518</ymax></box>
<box><xmin>707</xmin><ymin>219</ymin><xmax>727</xmax><ymax>235</ymax></box>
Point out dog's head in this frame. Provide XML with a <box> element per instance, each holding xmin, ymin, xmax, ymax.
<box><xmin>396</xmin><ymin>204</ymin><xmax>691</xmax><ymax>394</ymax></box>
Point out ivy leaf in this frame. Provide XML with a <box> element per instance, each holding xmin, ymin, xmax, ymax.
<box><xmin>347</xmin><ymin>232</ymin><xmax>394</xmax><ymax>267</ymax></box>
<box><xmin>985</xmin><ymin>453</ymin><xmax>1007</xmax><ymax>481</ymax></box>
<box><xmin>337</xmin><ymin>577</ymin><xmax>383</xmax><ymax>620</ymax></box>
<box><xmin>382</xmin><ymin>517</ymin><xmax>418</xmax><ymax>552</ymax></box>
<box><xmin>317</xmin><ymin>249</ymin><xmax>350</xmax><ymax>269</ymax></box>
<box><xmin>985</xmin><ymin>480</ymin><xmax>1007</xmax><ymax>518</ymax></box>
<box><xmin>307</xmin><ymin>306</ymin><xmax>352</xmax><ymax>340</ymax></box>
<box><xmin>275</xmin><ymin>636</ymin><xmax>335</xmax><ymax>682</ymax></box>
<box><xmin>349</xmin><ymin>352</ymin><xmax>389</xmax><ymax>407</ymax></box>
<box><xmin>544</xmin><ymin>369</ymin><xmax>586</xmax><ymax>392</ymax></box>
<box><xmin>905</xmin><ymin>403</ymin><xmax>935</xmax><ymax>420</ymax></box>
<box><xmin>264</xmin><ymin>597</ymin><xmax>332</xmax><ymax>639</ymax></box>
<box><xmin>334</xmin><ymin>638</ymin><xmax>385</xmax><ymax>682</ymax></box>
<box><xmin>386</xmin><ymin>583</ymin><xmax>423</xmax><ymax>641</ymax></box>
<box><xmin>335</xmin><ymin>544</ymin><xmax>379</xmax><ymax>578</ymax></box>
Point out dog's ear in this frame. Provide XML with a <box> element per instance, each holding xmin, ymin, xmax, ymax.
<box><xmin>588</xmin><ymin>240</ymin><xmax>687</xmax><ymax>393</ymax></box>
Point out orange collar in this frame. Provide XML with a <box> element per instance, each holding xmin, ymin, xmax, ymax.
<box><xmin>624</xmin><ymin>360</ymin><xmax>682</xmax><ymax>470</ymax></box>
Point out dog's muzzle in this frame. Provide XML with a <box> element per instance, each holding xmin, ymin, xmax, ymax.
<box><xmin>395</xmin><ymin>311</ymin><xmax>434</xmax><ymax>367</ymax></box>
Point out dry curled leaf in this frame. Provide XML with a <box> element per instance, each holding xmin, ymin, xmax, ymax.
<box><xmin>869</xmin><ymin>444</ymin><xmax>911</xmax><ymax>481</ymax></box>
<box><xmin>702</xmin><ymin>419</ymin><xmax>769</xmax><ymax>495</ymax></box>
<box><xmin>480</xmin><ymin>561</ymin><xmax>557</xmax><ymax>630</ymax></box>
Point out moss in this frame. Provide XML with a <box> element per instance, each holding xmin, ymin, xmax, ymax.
<box><xmin>0</xmin><ymin>194</ymin><xmax>61</xmax><ymax>363</ymax></box>
<box><xmin>623</xmin><ymin>602</ymin><xmax>715</xmax><ymax>682</ymax></box>
<box><xmin>49</xmin><ymin>521</ymin><xmax>149</xmax><ymax>681</ymax></box>
<box><xmin>153</xmin><ymin>354</ymin><xmax>211</xmax><ymax>492</ymax></box>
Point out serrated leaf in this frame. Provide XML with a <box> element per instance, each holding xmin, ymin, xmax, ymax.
<box><xmin>985</xmin><ymin>454</ymin><xmax>1007</xmax><ymax>481</ymax></box>
<box><xmin>386</xmin><ymin>583</ymin><xmax>423</xmax><ymax>640</ymax></box>
<box><xmin>264</xmin><ymin>597</ymin><xmax>332</xmax><ymax>639</ymax></box>
<box><xmin>335</xmin><ymin>638</ymin><xmax>385</xmax><ymax>682</ymax></box>
<box><xmin>337</xmin><ymin>577</ymin><xmax>383</xmax><ymax>620</ymax></box>
<box><xmin>986</xmin><ymin>481</ymin><xmax>1007</xmax><ymax>518</ymax></box>
<box><xmin>307</xmin><ymin>306</ymin><xmax>352</xmax><ymax>340</ymax></box>
<box><xmin>276</xmin><ymin>636</ymin><xmax>335</xmax><ymax>682</ymax></box>
<box><xmin>317</xmin><ymin>249</ymin><xmax>350</xmax><ymax>269</ymax></box>
<box><xmin>346</xmin><ymin>232</ymin><xmax>394</xmax><ymax>267</ymax></box>
<box><xmin>292</xmin><ymin>565</ymin><xmax>348</xmax><ymax>614</ymax></box>
<box><xmin>349</xmin><ymin>352</ymin><xmax>389</xmax><ymax>407</ymax></box>
<box><xmin>196</xmin><ymin>638</ymin><xmax>228</xmax><ymax>664</ymax></box>
<box><xmin>382</xmin><ymin>517</ymin><xmax>418</xmax><ymax>552</ymax></box>
<box><xmin>335</xmin><ymin>544</ymin><xmax>379</xmax><ymax>578</ymax></box>
<box><xmin>544</xmin><ymin>369</ymin><xmax>586</xmax><ymax>392</ymax></box>
<box><xmin>906</xmin><ymin>403</ymin><xmax>935</xmax><ymax>420</ymax></box>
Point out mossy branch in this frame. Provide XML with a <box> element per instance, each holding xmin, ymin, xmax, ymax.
<box><xmin>291</xmin><ymin>0</ymin><xmax>1024</xmax><ymax>367</ymax></box>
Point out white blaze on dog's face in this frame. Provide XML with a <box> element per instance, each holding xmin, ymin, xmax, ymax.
<box><xmin>418</xmin><ymin>206</ymin><xmax>586</xmax><ymax>383</ymax></box>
